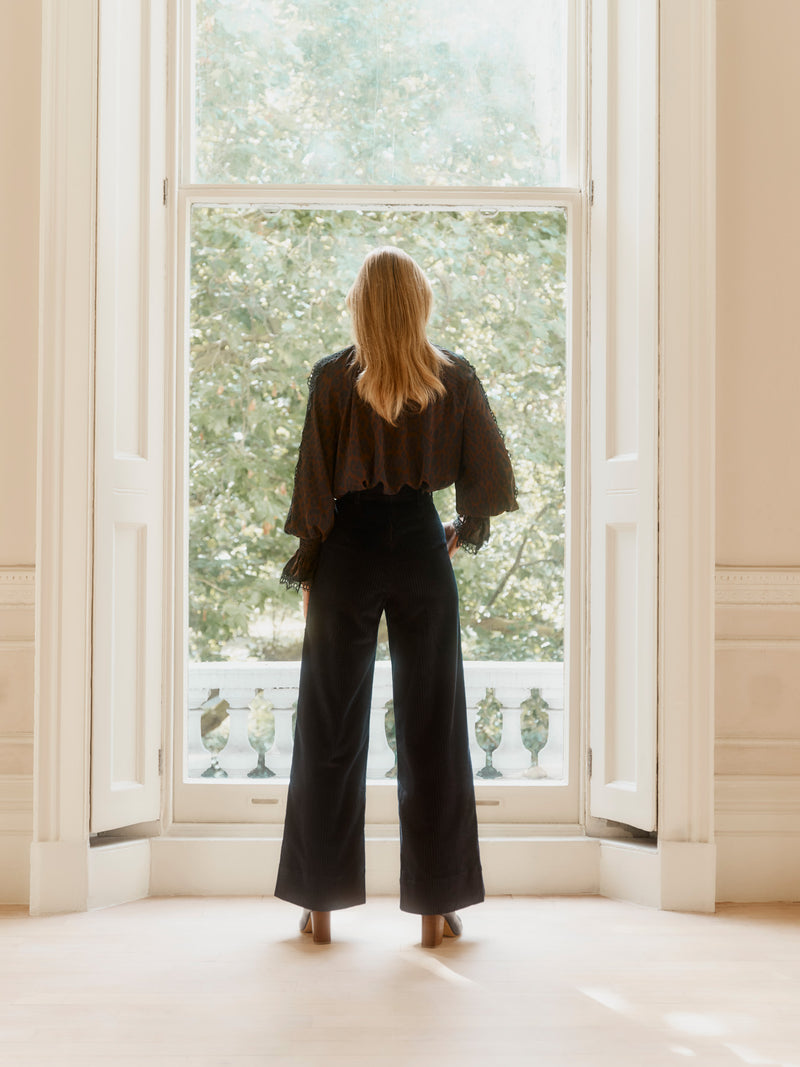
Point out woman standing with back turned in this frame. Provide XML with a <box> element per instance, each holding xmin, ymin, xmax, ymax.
<box><xmin>274</xmin><ymin>246</ymin><xmax>518</xmax><ymax>946</ymax></box>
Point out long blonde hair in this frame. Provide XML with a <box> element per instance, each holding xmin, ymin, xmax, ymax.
<box><xmin>346</xmin><ymin>247</ymin><xmax>451</xmax><ymax>425</ymax></box>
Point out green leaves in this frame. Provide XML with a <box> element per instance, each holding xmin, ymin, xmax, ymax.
<box><xmin>188</xmin><ymin>0</ymin><xmax>568</xmax><ymax>662</ymax></box>
<box><xmin>189</xmin><ymin>206</ymin><xmax>567</xmax><ymax>663</ymax></box>
<box><xmin>193</xmin><ymin>0</ymin><xmax>565</xmax><ymax>186</ymax></box>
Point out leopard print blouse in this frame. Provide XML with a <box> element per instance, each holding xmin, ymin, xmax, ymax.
<box><xmin>280</xmin><ymin>345</ymin><xmax>518</xmax><ymax>591</ymax></box>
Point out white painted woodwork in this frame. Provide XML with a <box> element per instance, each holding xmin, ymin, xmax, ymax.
<box><xmin>29</xmin><ymin>0</ymin><xmax>720</xmax><ymax>913</ymax></box>
<box><xmin>657</xmin><ymin>0</ymin><xmax>715</xmax><ymax>865</ymax></box>
<box><xmin>588</xmin><ymin>0</ymin><xmax>658</xmax><ymax>831</ymax></box>
<box><xmin>91</xmin><ymin>0</ymin><xmax>168</xmax><ymax>833</ymax></box>
<box><xmin>31</xmin><ymin>0</ymin><xmax>99</xmax><ymax>916</ymax></box>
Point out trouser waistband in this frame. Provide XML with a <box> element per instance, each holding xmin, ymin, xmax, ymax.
<box><xmin>337</xmin><ymin>485</ymin><xmax>430</xmax><ymax>505</ymax></box>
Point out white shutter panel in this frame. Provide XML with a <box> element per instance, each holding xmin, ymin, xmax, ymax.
<box><xmin>588</xmin><ymin>0</ymin><xmax>658</xmax><ymax>831</ymax></box>
<box><xmin>91</xmin><ymin>0</ymin><xmax>168</xmax><ymax>832</ymax></box>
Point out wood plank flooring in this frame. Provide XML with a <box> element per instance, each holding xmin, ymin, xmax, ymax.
<box><xmin>1</xmin><ymin>896</ymin><xmax>799</xmax><ymax>1066</ymax></box>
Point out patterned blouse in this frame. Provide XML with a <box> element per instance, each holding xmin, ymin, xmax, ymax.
<box><xmin>279</xmin><ymin>345</ymin><xmax>519</xmax><ymax>590</ymax></box>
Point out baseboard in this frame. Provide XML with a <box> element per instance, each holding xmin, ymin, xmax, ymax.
<box><xmin>599</xmin><ymin>839</ymin><xmax>660</xmax><ymax>907</ymax></box>
<box><xmin>715</xmin><ymin>775</ymin><xmax>800</xmax><ymax>901</ymax></box>
<box><xmin>149</xmin><ymin>833</ymin><xmax>666</xmax><ymax>901</ymax></box>
<box><xmin>716</xmin><ymin>835</ymin><xmax>800</xmax><ymax>902</ymax></box>
<box><xmin>29</xmin><ymin>841</ymin><xmax>89</xmax><ymax>915</ymax></box>
<box><xmin>0</xmin><ymin>834</ymin><xmax>32</xmax><ymax>904</ymax></box>
<box><xmin>88</xmin><ymin>838</ymin><xmax>151</xmax><ymax>910</ymax></box>
<box><xmin>149</xmin><ymin>834</ymin><xmax>603</xmax><ymax>898</ymax></box>
<box><xmin>0</xmin><ymin>774</ymin><xmax>33</xmax><ymax>905</ymax></box>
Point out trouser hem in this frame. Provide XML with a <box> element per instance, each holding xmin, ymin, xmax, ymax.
<box><xmin>274</xmin><ymin>870</ymin><xmax>367</xmax><ymax>912</ymax></box>
<box><xmin>398</xmin><ymin>863</ymin><xmax>485</xmax><ymax>915</ymax></box>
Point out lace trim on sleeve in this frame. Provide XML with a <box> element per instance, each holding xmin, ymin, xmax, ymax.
<box><xmin>279</xmin><ymin>538</ymin><xmax>322</xmax><ymax>592</ymax></box>
<box><xmin>453</xmin><ymin>515</ymin><xmax>491</xmax><ymax>554</ymax></box>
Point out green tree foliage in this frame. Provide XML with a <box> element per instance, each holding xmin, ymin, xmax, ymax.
<box><xmin>189</xmin><ymin>1</ymin><xmax>567</xmax><ymax>665</ymax></box>
<box><xmin>194</xmin><ymin>0</ymin><xmax>563</xmax><ymax>186</ymax></box>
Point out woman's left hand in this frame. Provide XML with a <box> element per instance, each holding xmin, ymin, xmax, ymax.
<box><xmin>303</xmin><ymin>586</ymin><xmax>310</xmax><ymax>619</ymax></box>
<box><xmin>444</xmin><ymin>522</ymin><xmax>459</xmax><ymax>559</ymax></box>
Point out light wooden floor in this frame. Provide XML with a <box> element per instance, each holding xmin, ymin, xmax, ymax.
<box><xmin>1</xmin><ymin>896</ymin><xmax>799</xmax><ymax>1067</ymax></box>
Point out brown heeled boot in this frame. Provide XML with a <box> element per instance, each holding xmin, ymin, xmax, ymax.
<box><xmin>300</xmin><ymin>909</ymin><xmax>331</xmax><ymax>944</ymax></box>
<box><xmin>421</xmin><ymin>912</ymin><xmax>463</xmax><ymax>947</ymax></box>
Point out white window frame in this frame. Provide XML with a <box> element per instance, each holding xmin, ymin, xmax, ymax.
<box><xmin>30</xmin><ymin>0</ymin><xmax>716</xmax><ymax>915</ymax></box>
<box><xmin>170</xmin><ymin>0</ymin><xmax>587</xmax><ymax>831</ymax></box>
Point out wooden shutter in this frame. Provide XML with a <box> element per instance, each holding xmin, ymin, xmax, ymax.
<box><xmin>91</xmin><ymin>0</ymin><xmax>168</xmax><ymax>832</ymax></box>
<box><xmin>588</xmin><ymin>0</ymin><xmax>658</xmax><ymax>831</ymax></box>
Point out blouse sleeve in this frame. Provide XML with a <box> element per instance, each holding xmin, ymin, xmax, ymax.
<box><xmin>279</xmin><ymin>362</ymin><xmax>338</xmax><ymax>591</ymax></box>
<box><xmin>453</xmin><ymin>370</ymin><xmax>519</xmax><ymax>553</ymax></box>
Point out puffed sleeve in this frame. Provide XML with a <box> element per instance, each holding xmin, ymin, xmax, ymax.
<box><xmin>279</xmin><ymin>362</ymin><xmax>338</xmax><ymax>591</ymax></box>
<box><xmin>453</xmin><ymin>371</ymin><xmax>519</xmax><ymax>553</ymax></box>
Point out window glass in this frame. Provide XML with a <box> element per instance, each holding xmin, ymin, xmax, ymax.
<box><xmin>193</xmin><ymin>0</ymin><xmax>566</xmax><ymax>186</ymax></box>
<box><xmin>188</xmin><ymin>206</ymin><xmax>566</xmax><ymax>667</ymax></box>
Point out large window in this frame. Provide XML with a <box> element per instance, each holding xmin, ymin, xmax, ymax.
<box><xmin>177</xmin><ymin>0</ymin><xmax>584</xmax><ymax>827</ymax></box>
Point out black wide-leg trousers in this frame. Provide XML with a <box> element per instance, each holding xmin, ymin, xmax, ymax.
<box><xmin>274</xmin><ymin>487</ymin><xmax>485</xmax><ymax>915</ymax></box>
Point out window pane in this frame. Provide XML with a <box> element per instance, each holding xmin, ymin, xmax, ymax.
<box><xmin>188</xmin><ymin>206</ymin><xmax>567</xmax><ymax>782</ymax></box>
<box><xmin>193</xmin><ymin>0</ymin><xmax>566</xmax><ymax>186</ymax></box>
<box><xmin>188</xmin><ymin>205</ymin><xmax>566</xmax><ymax>667</ymax></box>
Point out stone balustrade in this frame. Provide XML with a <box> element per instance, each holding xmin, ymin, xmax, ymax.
<box><xmin>187</xmin><ymin>660</ymin><xmax>564</xmax><ymax>782</ymax></box>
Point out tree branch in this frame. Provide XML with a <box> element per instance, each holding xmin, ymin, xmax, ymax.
<box><xmin>481</xmin><ymin>502</ymin><xmax>556</xmax><ymax>613</ymax></box>
<box><xmin>483</xmin><ymin>527</ymin><xmax>530</xmax><ymax>612</ymax></box>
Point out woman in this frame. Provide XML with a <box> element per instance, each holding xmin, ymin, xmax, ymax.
<box><xmin>274</xmin><ymin>246</ymin><xmax>518</xmax><ymax>946</ymax></box>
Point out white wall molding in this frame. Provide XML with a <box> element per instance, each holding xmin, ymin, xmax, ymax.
<box><xmin>30</xmin><ymin>0</ymin><xmax>98</xmax><ymax>915</ymax></box>
<box><xmin>0</xmin><ymin>775</ymin><xmax>33</xmax><ymax>904</ymax></box>
<box><xmin>657</xmin><ymin>0</ymin><xmax>716</xmax><ymax>894</ymax></box>
<box><xmin>0</xmin><ymin>567</ymin><xmax>35</xmax><ymax>650</ymax></box>
<box><xmin>88</xmin><ymin>838</ymin><xmax>151</xmax><ymax>910</ymax></box>
<box><xmin>0</xmin><ymin>568</ymin><xmax>35</xmax><ymax>849</ymax></box>
<box><xmin>0</xmin><ymin>775</ymin><xmax>34</xmax><ymax>833</ymax></box>
<box><xmin>716</xmin><ymin>776</ymin><xmax>800</xmax><ymax>901</ymax></box>
<box><xmin>716</xmin><ymin>775</ymin><xmax>800</xmax><ymax>820</ymax></box>
<box><xmin>716</xmin><ymin>567</ymin><xmax>800</xmax><ymax>605</ymax></box>
<box><xmin>714</xmin><ymin>566</ymin><xmax>800</xmax><ymax>846</ymax></box>
<box><xmin>0</xmin><ymin>567</ymin><xmax>35</xmax><ymax>607</ymax></box>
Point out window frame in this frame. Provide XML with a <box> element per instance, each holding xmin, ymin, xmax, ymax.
<box><xmin>30</xmin><ymin>0</ymin><xmax>717</xmax><ymax>916</ymax></box>
<box><xmin>170</xmin><ymin>0</ymin><xmax>588</xmax><ymax>830</ymax></box>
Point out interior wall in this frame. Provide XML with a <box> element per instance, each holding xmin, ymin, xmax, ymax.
<box><xmin>0</xmin><ymin>0</ymin><xmax>40</xmax><ymax>564</ymax></box>
<box><xmin>0</xmin><ymin>0</ymin><xmax>41</xmax><ymax>903</ymax></box>
<box><xmin>715</xmin><ymin>0</ymin><xmax>800</xmax><ymax>900</ymax></box>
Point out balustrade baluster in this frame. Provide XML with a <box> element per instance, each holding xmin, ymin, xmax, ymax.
<box><xmin>537</xmin><ymin>684</ymin><xmax>564</xmax><ymax>778</ymax></box>
<box><xmin>464</xmin><ymin>681</ymin><xmax>487</xmax><ymax>778</ymax></box>
<box><xmin>268</xmin><ymin>703</ymin><xmax>295</xmax><ymax>777</ymax></box>
<box><xmin>214</xmin><ymin>687</ymin><xmax>259</xmax><ymax>777</ymax></box>
<box><xmin>492</xmin><ymin>684</ymin><xmax>532</xmax><ymax>777</ymax></box>
<box><xmin>187</xmin><ymin>685</ymin><xmax>210</xmax><ymax>778</ymax></box>
<box><xmin>366</xmin><ymin>665</ymin><xmax>395</xmax><ymax>778</ymax></box>
<box><xmin>185</xmin><ymin>661</ymin><xmax>566</xmax><ymax>783</ymax></box>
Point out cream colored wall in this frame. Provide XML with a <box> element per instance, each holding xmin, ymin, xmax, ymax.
<box><xmin>715</xmin><ymin>0</ymin><xmax>800</xmax><ymax>900</ymax></box>
<box><xmin>0</xmin><ymin>0</ymin><xmax>41</xmax><ymax>902</ymax></box>
<box><xmin>0</xmin><ymin>0</ymin><xmax>40</xmax><ymax>565</ymax></box>
<box><xmin>717</xmin><ymin>0</ymin><xmax>800</xmax><ymax>566</ymax></box>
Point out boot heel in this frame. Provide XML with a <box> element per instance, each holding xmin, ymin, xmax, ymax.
<box><xmin>311</xmin><ymin>910</ymin><xmax>330</xmax><ymax>944</ymax></box>
<box><xmin>421</xmin><ymin>914</ymin><xmax>444</xmax><ymax>947</ymax></box>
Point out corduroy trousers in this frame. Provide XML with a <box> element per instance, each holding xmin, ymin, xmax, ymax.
<box><xmin>274</xmin><ymin>486</ymin><xmax>485</xmax><ymax>915</ymax></box>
